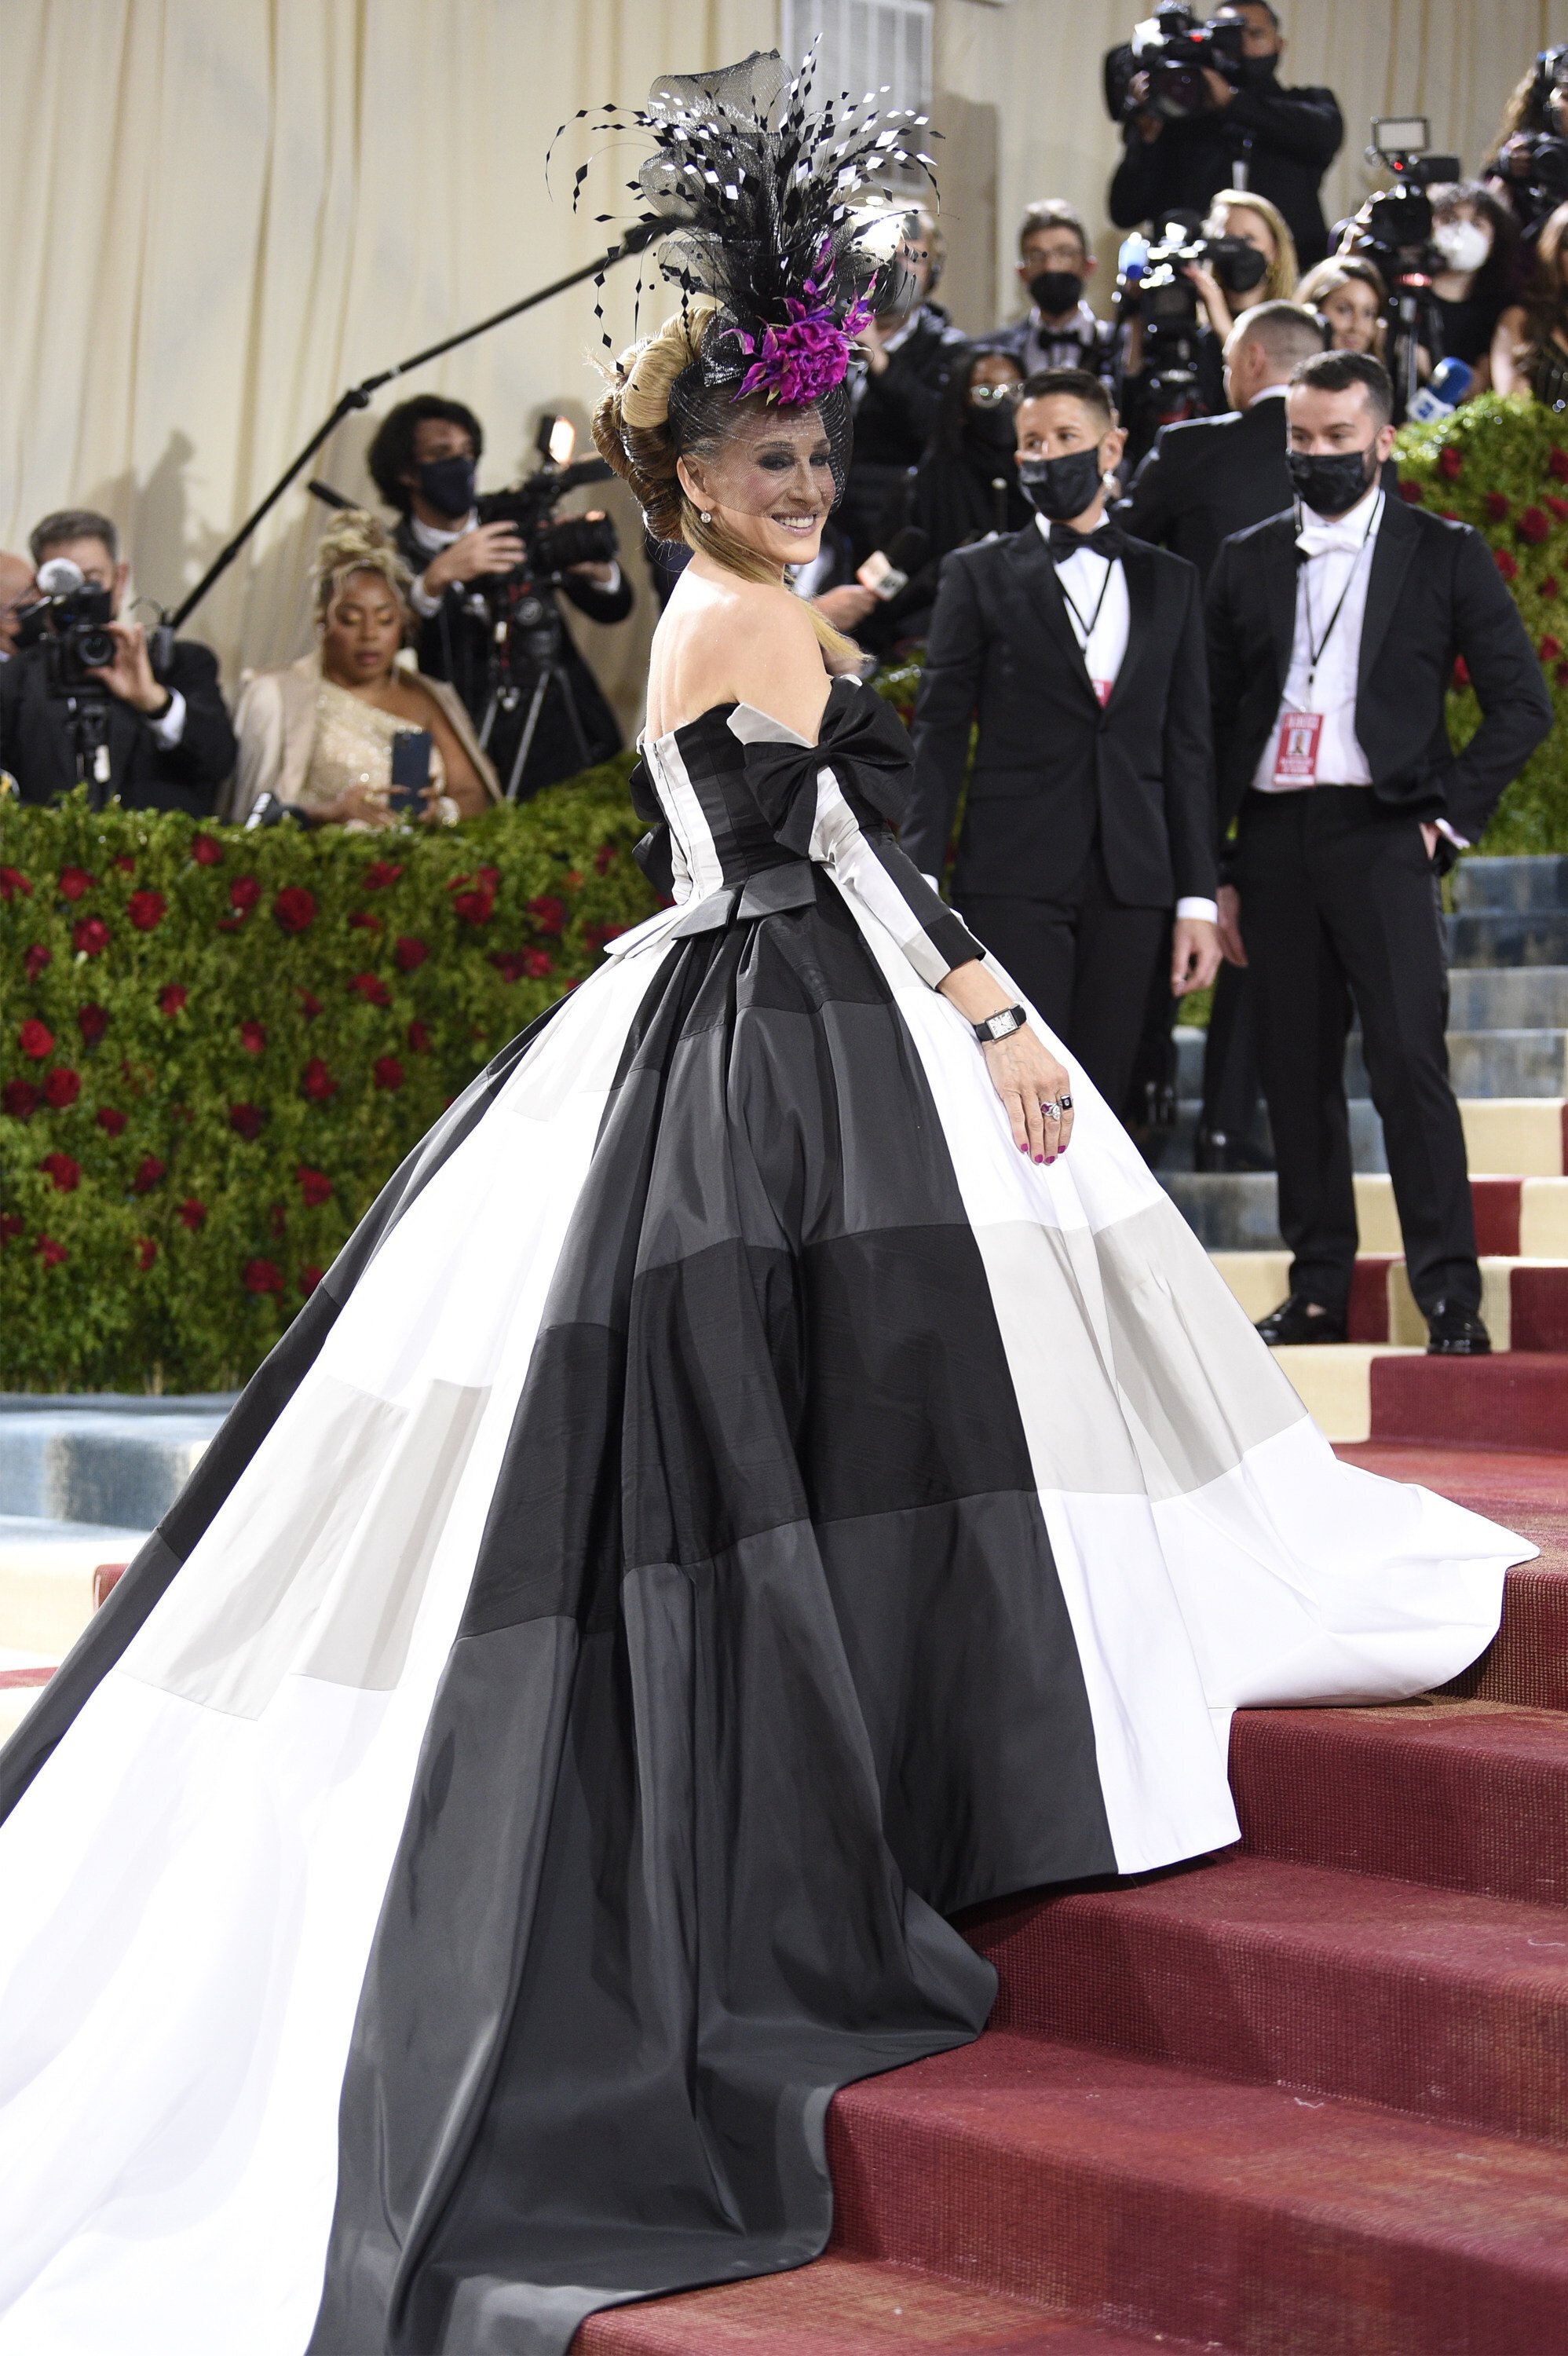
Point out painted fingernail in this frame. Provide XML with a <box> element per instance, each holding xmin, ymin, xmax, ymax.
<box><xmin>1034</xmin><ymin>1153</ymin><xmax>1044</xmax><ymax>1164</ymax></box>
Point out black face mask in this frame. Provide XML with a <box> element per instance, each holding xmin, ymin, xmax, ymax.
<box><xmin>415</xmin><ymin>453</ymin><xmax>477</xmax><ymax>518</ymax></box>
<box><xmin>1287</xmin><ymin>441</ymin><xmax>1376</xmax><ymax>518</ymax></box>
<box><xmin>1018</xmin><ymin>444</ymin><xmax>1106</xmax><ymax>522</ymax></box>
<box><xmin>1213</xmin><ymin>240</ymin><xmax>1269</xmax><ymax>294</ymax></box>
<box><xmin>1029</xmin><ymin>269</ymin><xmax>1084</xmax><ymax>318</ymax></box>
<box><xmin>1234</xmin><ymin>52</ymin><xmax>1280</xmax><ymax>89</ymax></box>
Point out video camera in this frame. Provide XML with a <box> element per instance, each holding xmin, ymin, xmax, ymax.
<box><xmin>1104</xmin><ymin>5</ymin><xmax>1247</xmax><ymax>124</ymax></box>
<box><xmin>1356</xmin><ymin>119</ymin><xmax>1460</xmax><ymax>270</ymax></box>
<box><xmin>476</xmin><ymin>415</ymin><xmax>620</xmax><ymax>589</ymax></box>
<box><xmin>24</xmin><ymin>559</ymin><xmax>117</xmax><ymax>692</ymax></box>
<box><xmin>1117</xmin><ymin>215</ymin><xmax>1268</xmax><ymax>421</ymax></box>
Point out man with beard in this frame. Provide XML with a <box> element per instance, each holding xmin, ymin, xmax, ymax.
<box><xmin>1109</xmin><ymin>1</ymin><xmax>1342</xmax><ymax>269</ymax></box>
<box><xmin>1207</xmin><ymin>349</ymin><xmax>1552</xmax><ymax>1353</ymax></box>
<box><xmin>839</xmin><ymin>209</ymin><xmax>969</xmax><ymax>565</ymax></box>
<box><xmin>905</xmin><ymin>368</ymin><xmax>1221</xmax><ymax>1116</ymax></box>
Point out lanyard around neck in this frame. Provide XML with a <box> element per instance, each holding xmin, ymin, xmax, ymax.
<box><xmin>1300</xmin><ymin>494</ymin><xmax>1380</xmax><ymax>696</ymax></box>
<box><xmin>1056</xmin><ymin>553</ymin><xmax>1114</xmax><ymax>652</ymax></box>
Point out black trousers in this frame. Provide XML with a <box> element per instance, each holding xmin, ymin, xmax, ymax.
<box><xmin>1236</xmin><ymin>788</ymin><xmax>1478</xmax><ymax>1318</ymax></box>
<box><xmin>961</xmin><ymin>851</ymin><xmax>1169</xmax><ymax>1116</ymax></box>
<box><xmin>1199</xmin><ymin>958</ymin><xmax>1263</xmax><ymax>1143</ymax></box>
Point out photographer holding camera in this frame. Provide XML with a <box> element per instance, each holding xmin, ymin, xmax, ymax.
<box><xmin>1486</xmin><ymin>48</ymin><xmax>1568</xmax><ymax>250</ymax></box>
<box><xmin>0</xmin><ymin>510</ymin><xmax>234</xmax><ymax>814</ymax></box>
<box><xmin>367</xmin><ymin>394</ymin><xmax>631</xmax><ymax>801</ymax></box>
<box><xmin>1117</xmin><ymin>190</ymin><xmax>1297</xmax><ymax>463</ymax></box>
<box><xmin>1108</xmin><ymin>4</ymin><xmax>1342</xmax><ymax>271</ymax></box>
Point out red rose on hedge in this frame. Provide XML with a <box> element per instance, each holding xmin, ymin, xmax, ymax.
<box><xmin>133</xmin><ymin>1155</ymin><xmax>166</xmax><ymax>1193</ymax></box>
<box><xmin>2</xmin><ymin>1081</ymin><xmax>40</xmax><ymax>1119</ymax></box>
<box><xmin>1484</xmin><ymin>491</ymin><xmax>1510</xmax><ymax>521</ymax></box>
<box><xmin>373</xmin><ymin>1055</ymin><xmax>404</xmax><ymax>1091</ymax></box>
<box><xmin>1397</xmin><ymin>479</ymin><xmax>1422</xmax><ymax>504</ymax></box>
<box><xmin>77</xmin><ymin>1002</ymin><xmax>109</xmax><ymax>1044</ymax></box>
<box><xmin>364</xmin><ymin>861</ymin><xmax>403</xmax><ymax>889</ymax></box>
<box><xmin>39</xmin><ymin>1153</ymin><xmax>80</xmax><ymax>1193</ymax></box>
<box><xmin>408</xmin><ymin>1019</ymin><xmax>431</xmax><ymax>1053</ymax></box>
<box><xmin>37</xmin><ymin>1235</ymin><xmax>68</xmax><ymax>1268</ymax></box>
<box><xmin>1548</xmin><ymin>576</ymin><xmax>1562</xmax><ymax>599</ymax></box>
<box><xmin>273</xmin><ymin>885</ymin><xmax>316</xmax><ymax>933</ymax></box>
<box><xmin>1518</xmin><ymin>507</ymin><xmax>1552</xmax><ymax>545</ymax></box>
<box><xmin>1437</xmin><ymin>445</ymin><xmax>1463</xmax><ymax>480</ymax></box>
<box><xmin>57</xmin><ymin>866</ymin><xmax>95</xmax><ymax>901</ymax></box>
<box><xmin>239</xmin><ymin>1020</ymin><xmax>267</xmax><ymax>1054</ymax></box>
<box><xmin>159</xmin><ymin>984</ymin><xmax>188</xmax><ymax>1017</ymax></box>
<box><xmin>190</xmin><ymin>833</ymin><xmax>224</xmax><ymax>865</ymax></box>
<box><xmin>489</xmin><ymin>951</ymin><xmax>528</xmax><ymax>982</ymax></box>
<box><xmin>126</xmin><ymin>889</ymin><xmax>168</xmax><ymax>931</ymax></box>
<box><xmin>594</xmin><ymin>842</ymin><xmax>615</xmax><ymax>875</ymax></box>
<box><xmin>299</xmin><ymin>1265</ymin><xmax>324</xmax><ymax>1296</ymax></box>
<box><xmin>1558</xmin><ymin>660</ymin><xmax>1568</xmax><ymax>689</ymax></box>
<box><xmin>43</xmin><ymin>1067</ymin><xmax>80</xmax><ymax>1107</ymax></box>
<box><xmin>349</xmin><ymin>911</ymin><xmax>383</xmax><ymax>934</ymax></box>
<box><xmin>302</xmin><ymin>1058</ymin><xmax>338</xmax><ymax>1101</ymax></box>
<box><xmin>19</xmin><ymin>1018</ymin><xmax>53</xmax><ymax>1060</ymax></box>
<box><xmin>565</xmin><ymin>868</ymin><xmax>584</xmax><ymax>887</ymax></box>
<box><xmin>349</xmin><ymin>971</ymin><xmax>392</xmax><ymax>1006</ymax></box>
<box><xmin>97</xmin><ymin>1106</ymin><xmax>127</xmax><ymax>1136</ymax></box>
<box><xmin>113</xmin><ymin>855</ymin><xmax>137</xmax><ymax>875</ymax></box>
<box><xmin>297</xmin><ymin>989</ymin><xmax>323</xmax><ymax>1017</ymax></box>
<box><xmin>135</xmin><ymin>1238</ymin><xmax>158</xmax><ymax>1271</ymax></box>
<box><xmin>1552</xmin><ymin>446</ymin><xmax>1568</xmax><ymax>481</ymax></box>
<box><xmin>451</xmin><ymin>887</ymin><xmax>495</xmax><ymax>926</ymax></box>
<box><xmin>1547</xmin><ymin>499</ymin><xmax>1568</xmax><ymax>524</ymax></box>
<box><xmin>243</xmin><ymin>1258</ymin><xmax>284</xmax><ymax>1295</ymax></box>
<box><xmin>296</xmin><ymin>1165</ymin><xmax>333</xmax><ymax>1206</ymax></box>
<box><xmin>23</xmin><ymin>943</ymin><xmax>51</xmax><ymax>982</ymax></box>
<box><xmin>1453</xmin><ymin>654</ymin><xmax>1471</xmax><ymax>688</ymax></box>
<box><xmin>0</xmin><ymin>1213</ymin><xmax>22</xmax><ymax>1242</ymax></box>
<box><xmin>228</xmin><ymin>1103</ymin><xmax>265</xmax><ymax>1140</ymax></box>
<box><xmin>394</xmin><ymin>935</ymin><xmax>429</xmax><ymax>971</ymax></box>
<box><xmin>1541</xmin><ymin>635</ymin><xmax>1562</xmax><ymax>663</ymax></box>
<box><xmin>73</xmin><ymin>916</ymin><xmax>110</xmax><ymax>956</ymax></box>
<box><xmin>1495</xmin><ymin>548</ymin><xmax>1519</xmax><ymax>580</ymax></box>
<box><xmin>229</xmin><ymin>876</ymin><xmax>261</xmax><ymax>913</ymax></box>
<box><xmin>527</xmin><ymin>894</ymin><xmax>565</xmax><ymax>935</ymax></box>
<box><xmin>178</xmin><ymin>1198</ymin><xmax>207</xmax><ymax>1230</ymax></box>
<box><xmin>0</xmin><ymin>866</ymin><xmax>33</xmax><ymax>900</ymax></box>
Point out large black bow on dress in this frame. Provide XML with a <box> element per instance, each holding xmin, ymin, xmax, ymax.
<box><xmin>740</xmin><ymin>682</ymin><xmax>916</xmax><ymax>860</ymax></box>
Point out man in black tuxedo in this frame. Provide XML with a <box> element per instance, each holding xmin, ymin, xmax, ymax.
<box><xmin>905</xmin><ymin>368</ymin><xmax>1221</xmax><ymax>1115</ymax></box>
<box><xmin>0</xmin><ymin>510</ymin><xmax>234</xmax><ymax>815</ymax></box>
<box><xmin>367</xmin><ymin>395</ymin><xmax>633</xmax><ymax>800</ymax></box>
<box><xmin>1208</xmin><ymin>349</ymin><xmax>1553</xmax><ymax>1353</ymax></box>
<box><xmin>977</xmin><ymin>199</ymin><xmax>1120</xmax><ymax>392</ymax></box>
<box><xmin>1120</xmin><ymin>298</ymin><xmax>1324</xmax><ymax>1169</ymax></box>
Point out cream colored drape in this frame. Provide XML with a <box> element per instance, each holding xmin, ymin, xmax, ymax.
<box><xmin>3</xmin><ymin>0</ymin><xmax>1566</xmax><ymax>733</ymax></box>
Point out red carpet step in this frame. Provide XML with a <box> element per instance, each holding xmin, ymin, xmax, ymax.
<box><xmin>1230</xmin><ymin>1700</ymin><xmax>1568</xmax><ymax>1904</ymax></box>
<box><xmin>963</xmin><ymin>1853</ymin><xmax>1568</xmax><ymax>2145</ymax></box>
<box><xmin>579</xmin><ymin>2255</ymin><xmax>1180</xmax><ymax>2353</ymax></box>
<box><xmin>824</xmin><ymin>2030</ymin><xmax>1568</xmax><ymax>2356</ymax></box>
<box><xmin>1369</xmin><ymin>1351</ymin><xmax>1568</xmax><ymax>1448</ymax></box>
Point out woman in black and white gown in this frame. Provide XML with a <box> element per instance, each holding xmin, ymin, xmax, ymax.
<box><xmin>0</xmin><ymin>55</ymin><xmax>1530</xmax><ymax>2356</ymax></box>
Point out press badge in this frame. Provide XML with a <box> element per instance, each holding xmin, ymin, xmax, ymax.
<box><xmin>1273</xmin><ymin>710</ymin><xmax>1322</xmax><ymax>785</ymax></box>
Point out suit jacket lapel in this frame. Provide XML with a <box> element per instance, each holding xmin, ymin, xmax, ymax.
<box><xmin>1357</xmin><ymin>494</ymin><xmax>1416</xmax><ymax>694</ymax></box>
<box><xmin>1104</xmin><ymin>541</ymin><xmax>1157</xmax><ymax>719</ymax></box>
<box><xmin>1000</xmin><ymin>525</ymin><xmax>1100</xmax><ymax>711</ymax></box>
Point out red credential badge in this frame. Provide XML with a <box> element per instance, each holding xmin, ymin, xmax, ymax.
<box><xmin>1273</xmin><ymin>709</ymin><xmax>1322</xmax><ymax>785</ymax></box>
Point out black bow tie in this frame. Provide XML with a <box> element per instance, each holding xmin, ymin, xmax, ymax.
<box><xmin>1049</xmin><ymin>522</ymin><xmax>1126</xmax><ymax>564</ymax></box>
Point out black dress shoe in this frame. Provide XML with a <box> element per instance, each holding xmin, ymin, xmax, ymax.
<box><xmin>1425</xmin><ymin>1301</ymin><xmax>1492</xmax><ymax>1355</ymax></box>
<box><xmin>1194</xmin><ymin>1128</ymin><xmax>1276</xmax><ymax>1174</ymax></box>
<box><xmin>1255</xmin><ymin>1295</ymin><xmax>1348</xmax><ymax>1346</ymax></box>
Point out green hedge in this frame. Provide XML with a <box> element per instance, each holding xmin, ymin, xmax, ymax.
<box><xmin>1396</xmin><ymin>393</ymin><xmax>1568</xmax><ymax>854</ymax></box>
<box><xmin>0</xmin><ymin>764</ymin><xmax>658</xmax><ymax>1392</ymax></box>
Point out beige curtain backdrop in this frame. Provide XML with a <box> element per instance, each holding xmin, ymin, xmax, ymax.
<box><xmin>3</xmin><ymin>0</ymin><xmax>1566</xmax><ymax>732</ymax></box>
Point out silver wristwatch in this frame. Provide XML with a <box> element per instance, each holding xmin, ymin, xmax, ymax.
<box><xmin>973</xmin><ymin>1004</ymin><xmax>1027</xmax><ymax>1045</ymax></box>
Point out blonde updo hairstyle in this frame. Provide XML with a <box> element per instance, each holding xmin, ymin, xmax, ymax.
<box><xmin>312</xmin><ymin>510</ymin><xmax>413</xmax><ymax>634</ymax></box>
<box><xmin>593</xmin><ymin>298</ymin><xmax>857</xmax><ymax>666</ymax></box>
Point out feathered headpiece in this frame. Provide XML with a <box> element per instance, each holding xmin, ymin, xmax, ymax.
<box><xmin>554</xmin><ymin>48</ymin><xmax>937</xmax><ymax>408</ymax></box>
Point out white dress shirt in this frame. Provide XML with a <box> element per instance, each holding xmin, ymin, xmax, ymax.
<box><xmin>1252</xmin><ymin>483</ymin><xmax>1382</xmax><ymax>796</ymax></box>
<box><xmin>1035</xmin><ymin>512</ymin><xmax>1215</xmax><ymax>925</ymax></box>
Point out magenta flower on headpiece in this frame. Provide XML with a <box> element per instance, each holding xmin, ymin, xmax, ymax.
<box><xmin>729</xmin><ymin>272</ymin><xmax>875</xmax><ymax>405</ymax></box>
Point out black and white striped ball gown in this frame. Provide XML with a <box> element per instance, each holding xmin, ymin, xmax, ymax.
<box><xmin>0</xmin><ymin>676</ymin><xmax>1529</xmax><ymax>2354</ymax></box>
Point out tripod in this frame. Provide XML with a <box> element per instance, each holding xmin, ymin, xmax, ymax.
<box><xmin>481</xmin><ymin>587</ymin><xmax>594</xmax><ymax>803</ymax></box>
<box><xmin>170</xmin><ymin>224</ymin><xmax>659</xmax><ymax>631</ymax></box>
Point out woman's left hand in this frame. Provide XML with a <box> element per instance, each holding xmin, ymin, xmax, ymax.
<box><xmin>981</xmin><ymin>1026</ymin><xmax>1076</xmax><ymax>1164</ymax></box>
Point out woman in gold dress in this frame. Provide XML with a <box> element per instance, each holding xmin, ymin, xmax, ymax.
<box><xmin>227</xmin><ymin>511</ymin><xmax>499</xmax><ymax>826</ymax></box>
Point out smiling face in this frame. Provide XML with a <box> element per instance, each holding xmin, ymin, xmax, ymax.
<box><xmin>676</xmin><ymin>403</ymin><xmax>837</xmax><ymax>570</ymax></box>
<box><xmin>320</xmin><ymin>568</ymin><xmax>407</xmax><ymax>686</ymax></box>
<box><xmin>1318</xmin><ymin>276</ymin><xmax>1382</xmax><ymax>353</ymax></box>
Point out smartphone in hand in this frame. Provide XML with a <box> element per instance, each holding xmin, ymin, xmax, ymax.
<box><xmin>388</xmin><ymin>729</ymin><xmax>433</xmax><ymax>815</ymax></box>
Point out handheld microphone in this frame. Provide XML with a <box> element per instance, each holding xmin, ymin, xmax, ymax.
<box><xmin>856</xmin><ymin>526</ymin><xmax>933</xmax><ymax>600</ymax></box>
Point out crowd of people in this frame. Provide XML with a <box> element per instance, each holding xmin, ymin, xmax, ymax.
<box><xmin>4</xmin><ymin>6</ymin><xmax>1567</xmax><ymax>1352</ymax></box>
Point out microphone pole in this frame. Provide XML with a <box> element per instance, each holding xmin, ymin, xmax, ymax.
<box><xmin>170</xmin><ymin>221</ymin><xmax>660</xmax><ymax>631</ymax></box>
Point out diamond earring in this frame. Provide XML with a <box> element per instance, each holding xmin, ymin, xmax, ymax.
<box><xmin>699</xmin><ymin>509</ymin><xmax>712</xmax><ymax>524</ymax></box>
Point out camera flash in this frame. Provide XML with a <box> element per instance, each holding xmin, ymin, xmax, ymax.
<box><xmin>548</xmin><ymin>416</ymin><xmax>576</xmax><ymax>466</ymax></box>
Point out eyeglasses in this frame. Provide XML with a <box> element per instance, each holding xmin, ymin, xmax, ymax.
<box><xmin>968</xmin><ymin>382</ymin><xmax>1021</xmax><ymax>407</ymax></box>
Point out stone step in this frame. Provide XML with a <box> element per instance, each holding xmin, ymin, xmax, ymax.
<box><xmin>1447</xmin><ymin>964</ymin><xmax>1568</xmax><ymax>1029</ymax></box>
<box><xmin>1270</xmin><ymin>1341</ymin><xmax>1568</xmax><ymax>1447</ymax></box>
<box><xmin>1215</xmin><ymin>1251</ymin><xmax>1568</xmax><ymax>1349</ymax></box>
<box><xmin>1165</xmin><ymin>1171</ymin><xmax>1568</xmax><ymax>1255</ymax></box>
<box><xmin>1446</xmin><ymin>908</ymin><xmax>1568</xmax><ymax>967</ymax></box>
<box><xmin>1452</xmin><ymin>854</ymin><xmax>1568</xmax><ymax>913</ymax></box>
<box><xmin>0</xmin><ymin>1397</ymin><xmax>228</xmax><ymax>1528</ymax></box>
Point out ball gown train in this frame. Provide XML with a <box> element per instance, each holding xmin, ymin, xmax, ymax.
<box><xmin>0</xmin><ymin>676</ymin><xmax>1530</xmax><ymax>2355</ymax></box>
